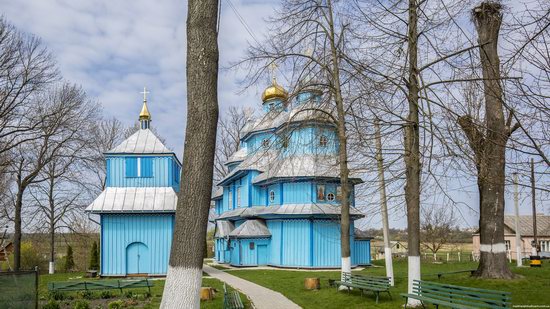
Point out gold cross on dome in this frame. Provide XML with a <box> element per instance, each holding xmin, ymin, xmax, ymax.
<box><xmin>140</xmin><ymin>87</ymin><xmax>150</xmax><ymax>102</ymax></box>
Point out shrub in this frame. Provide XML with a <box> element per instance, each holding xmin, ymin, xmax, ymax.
<box><xmin>73</xmin><ymin>300</ymin><xmax>90</xmax><ymax>309</ymax></box>
<box><xmin>64</xmin><ymin>245</ymin><xmax>75</xmax><ymax>272</ymax></box>
<box><xmin>77</xmin><ymin>290</ymin><xmax>94</xmax><ymax>300</ymax></box>
<box><xmin>107</xmin><ymin>300</ymin><xmax>125</xmax><ymax>309</ymax></box>
<box><xmin>123</xmin><ymin>290</ymin><xmax>133</xmax><ymax>299</ymax></box>
<box><xmin>20</xmin><ymin>241</ymin><xmax>48</xmax><ymax>270</ymax></box>
<box><xmin>43</xmin><ymin>300</ymin><xmax>61</xmax><ymax>309</ymax></box>
<box><xmin>99</xmin><ymin>290</ymin><xmax>113</xmax><ymax>299</ymax></box>
<box><xmin>89</xmin><ymin>242</ymin><xmax>99</xmax><ymax>271</ymax></box>
<box><xmin>48</xmin><ymin>290</ymin><xmax>65</xmax><ymax>301</ymax></box>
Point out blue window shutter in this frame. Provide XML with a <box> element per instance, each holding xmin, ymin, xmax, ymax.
<box><xmin>141</xmin><ymin>157</ymin><xmax>153</xmax><ymax>177</ymax></box>
<box><xmin>125</xmin><ymin>157</ymin><xmax>137</xmax><ymax>177</ymax></box>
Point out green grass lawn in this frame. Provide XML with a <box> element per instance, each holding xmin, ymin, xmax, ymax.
<box><xmin>38</xmin><ymin>272</ymin><xmax>250</xmax><ymax>308</ymax></box>
<box><xmin>225</xmin><ymin>259</ymin><xmax>550</xmax><ymax>308</ymax></box>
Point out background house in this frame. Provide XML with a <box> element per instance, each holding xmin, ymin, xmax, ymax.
<box><xmin>472</xmin><ymin>214</ymin><xmax>550</xmax><ymax>259</ymax></box>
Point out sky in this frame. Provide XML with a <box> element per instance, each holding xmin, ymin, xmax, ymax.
<box><xmin>0</xmin><ymin>0</ymin><xmax>546</xmax><ymax>230</ymax></box>
<box><xmin>0</xmin><ymin>0</ymin><xmax>274</xmax><ymax>156</ymax></box>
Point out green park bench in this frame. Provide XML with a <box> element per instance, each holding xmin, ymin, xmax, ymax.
<box><xmin>48</xmin><ymin>279</ymin><xmax>153</xmax><ymax>294</ymax></box>
<box><xmin>333</xmin><ymin>272</ymin><xmax>392</xmax><ymax>304</ymax></box>
<box><xmin>401</xmin><ymin>280</ymin><xmax>511</xmax><ymax>308</ymax></box>
<box><xmin>223</xmin><ymin>283</ymin><xmax>244</xmax><ymax>309</ymax></box>
<box><xmin>434</xmin><ymin>269</ymin><xmax>477</xmax><ymax>279</ymax></box>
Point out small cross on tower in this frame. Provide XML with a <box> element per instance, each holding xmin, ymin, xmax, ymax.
<box><xmin>140</xmin><ymin>87</ymin><xmax>150</xmax><ymax>102</ymax></box>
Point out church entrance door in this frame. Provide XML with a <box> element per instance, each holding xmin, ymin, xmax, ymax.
<box><xmin>126</xmin><ymin>242</ymin><xmax>149</xmax><ymax>275</ymax></box>
<box><xmin>257</xmin><ymin>245</ymin><xmax>268</xmax><ymax>265</ymax></box>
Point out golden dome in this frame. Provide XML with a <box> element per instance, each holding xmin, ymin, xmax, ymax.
<box><xmin>139</xmin><ymin>101</ymin><xmax>151</xmax><ymax>120</ymax></box>
<box><xmin>261</xmin><ymin>79</ymin><xmax>288</xmax><ymax>102</ymax></box>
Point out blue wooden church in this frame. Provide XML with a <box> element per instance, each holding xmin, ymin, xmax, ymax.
<box><xmin>86</xmin><ymin>92</ymin><xmax>181</xmax><ymax>276</ymax></box>
<box><xmin>212</xmin><ymin>79</ymin><xmax>371</xmax><ymax>268</ymax></box>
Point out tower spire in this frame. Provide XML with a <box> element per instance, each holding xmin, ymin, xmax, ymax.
<box><xmin>139</xmin><ymin>87</ymin><xmax>151</xmax><ymax>129</ymax></box>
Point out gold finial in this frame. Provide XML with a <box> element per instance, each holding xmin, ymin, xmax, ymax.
<box><xmin>261</xmin><ymin>64</ymin><xmax>288</xmax><ymax>102</ymax></box>
<box><xmin>139</xmin><ymin>87</ymin><xmax>151</xmax><ymax>120</ymax></box>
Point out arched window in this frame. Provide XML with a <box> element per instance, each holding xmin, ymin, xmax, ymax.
<box><xmin>327</xmin><ymin>193</ymin><xmax>335</xmax><ymax>201</ymax></box>
<box><xmin>262</xmin><ymin>139</ymin><xmax>270</xmax><ymax>148</ymax></box>
<box><xmin>319</xmin><ymin>135</ymin><xmax>328</xmax><ymax>147</ymax></box>
<box><xmin>269</xmin><ymin>190</ymin><xmax>275</xmax><ymax>202</ymax></box>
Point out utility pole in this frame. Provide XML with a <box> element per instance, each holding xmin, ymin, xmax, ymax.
<box><xmin>531</xmin><ymin>158</ymin><xmax>538</xmax><ymax>256</ymax></box>
<box><xmin>513</xmin><ymin>173</ymin><xmax>522</xmax><ymax>266</ymax></box>
<box><xmin>374</xmin><ymin>118</ymin><xmax>394</xmax><ymax>286</ymax></box>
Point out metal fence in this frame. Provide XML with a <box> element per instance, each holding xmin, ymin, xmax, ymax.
<box><xmin>0</xmin><ymin>269</ymin><xmax>38</xmax><ymax>309</ymax></box>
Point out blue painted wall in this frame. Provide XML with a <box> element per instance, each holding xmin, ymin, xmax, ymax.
<box><xmin>105</xmin><ymin>155</ymin><xmax>181</xmax><ymax>191</ymax></box>
<box><xmin>229</xmin><ymin>238</ymin><xmax>270</xmax><ymax>266</ymax></box>
<box><xmin>100</xmin><ymin>214</ymin><xmax>174</xmax><ymax>276</ymax></box>
<box><xmin>353</xmin><ymin>240</ymin><xmax>372</xmax><ymax>265</ymax></box>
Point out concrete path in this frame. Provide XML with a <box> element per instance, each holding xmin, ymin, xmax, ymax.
<box><xmin>203</xmin><ymin>264</ymin><xmax>301</xmax><ymax>309</ymax></box>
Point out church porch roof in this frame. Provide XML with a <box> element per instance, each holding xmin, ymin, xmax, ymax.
<box><xmin>85</xmin><ymin>187</ymin><xmax>177</xmax><ymax>213</ymax></box>
<box><xmin>228</xmin><ymin>219</ymin><xmax>271</xmax><ymax>238</ymax></box>
<box><xmin>214</xmin><ymin>220</ymin><xmax>235</xmax><ymax>238</ymax></box>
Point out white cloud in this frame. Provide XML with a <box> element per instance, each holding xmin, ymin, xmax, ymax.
<box><xmin>0</xmin><ymin>0</ymin><xmax>278</xmax><ymax>157</ymax></box>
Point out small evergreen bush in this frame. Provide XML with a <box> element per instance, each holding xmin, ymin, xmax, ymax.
<box><xmin>89</xmin><ymin>242</ymin><xmax>99</xmax><ymax>271</ymax></box>
<box><xmin>64</xmin><ymin>245</ymin><xmax>75</xmax><ymax>272</ymax></box>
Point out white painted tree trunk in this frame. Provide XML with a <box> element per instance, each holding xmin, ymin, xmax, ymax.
<box><xmin>161</xmin><ymin>266</ymin><xmax>202</xmax><ymax>308</ymax></box>
<box><xmin>407</xmin><ymin>256</ymin><xmax>421</xmax><ymax>307</ymax></box>
<box><xmin>339</xmin><ymin>257</ymin><xmax>352</xmax><ymax>290</ymax></box>
<box><xmin>49</xmin><ymin>262</ymin><xmax>55</xmax><ymax>274</ymax></box>
<box><xmin>384</xmin><ymin>247</ymin><xmax>394</xmax><ymax>286</ymax></box>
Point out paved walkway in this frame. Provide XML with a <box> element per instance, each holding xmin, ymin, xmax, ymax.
<box><xmin>203</xmin><ymin>264</ymin><xmax>301</xmax><ymax>309</ymax></box>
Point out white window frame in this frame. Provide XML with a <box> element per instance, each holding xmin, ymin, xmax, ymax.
<box><xmin>137</xmin><ymin>157</ymin><xmax>141</xmax><ymax>177</ymax></box>
<box><xmin>269</xmin><ymin>190</ymin><xmax>275</xmax><ymax>202</ymax></box>
<box><xmin>228</xmin><ymin>190</ymin><xmax>233</xmax><ymax>209</ymax></box>
<box><xmin>236</xmin><ymin>187</ymin><xmax>241</xmax><ymax>207</ymax></box>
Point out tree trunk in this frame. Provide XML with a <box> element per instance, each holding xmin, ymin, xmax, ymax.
<box><xmin>405</xmin><ymin>0</ymin><xmax>421</xmax><ymax>304</ymax></box>
<box><xmin>470</xmin><ymin>2</ymin><xmax>513</xmax><ymax>279</ymax></box>
<box><xmin>13</xmin><ymin>190</ymin><xmax>23</xmax><ymax>271</ymax></box>
<box><xmin>375</xmin><ymin>119</ymin><xmax>394</xmax><ymax>286</ymax></box>
<box><xmin>49</xmin><ymin>220</ymin><xmax>55</xmax><ymax>274</ymax></box>
<box><xmin>160</xmin><ymin>0</ymin><xmax>219</xmax><ymax>307</ymax></box>
<box><xmin>326</xmin><ymin>0</ymin><xmax>352</xmax><ymax>278</ymax></box>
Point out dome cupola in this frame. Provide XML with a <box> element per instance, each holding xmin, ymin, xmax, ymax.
<box><xmin>261</xmin><ymin>78</ymin><xmax>288</xmax><ymax>102</ymax></box>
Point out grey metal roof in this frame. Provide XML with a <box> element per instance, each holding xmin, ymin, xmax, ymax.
<box><xmin>85</xmin><ymin>187</ymin><xmax>177</xmax><ymax>213</ymax></box>
<box><xmin>214</xmin><ymin>220</ymin><xmax>235</xmax><ymax>238</ymax></box>
<box><xmin>106</xmin><ymin>129</ymin><xmax>172</xmax><ymax>154</ymax></box>
<box><xmin>212</xmin><ymin>187</ymin><xmax>223</xmax><ymax>199</ymax></box>
<box><xmin>215</xmin><ymin>204</ymin><xmax>364</xmax><ymax>220</ymax></box>
<box><xmin>241</xmin><ymin>101</ymin><xmax>334</xmax><ymax>139</ymax></box>
<box><xmin>226</xmin><ymin>148</ymin><xmax>248</xmax><ymax>164</ymax></box>
<box><xmin>251</xmin><ymin>155</ymin><xmax>362</xmax><ymax>184</ymax></box>
<box><xmin>229</xmin><ymin>220</ymin><xmax>271</xmax><ymax>238</ymax></box>
<box><xmin>504</xmin><ymin>215</ymin><xmax>550</xmax><ymax>236</ymax></box>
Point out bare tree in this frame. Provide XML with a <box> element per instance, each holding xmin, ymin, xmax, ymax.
<box><xmin>421</xmin><ymin>206</ymin><xmax>456</xmax><ymax>257</ymax></box>
<box><xmin>214</xmin><ymin>106</ymin><xmax>253</xmax><ymax>181</ymax></box>
<box><xmin>160</xmin><ymin>0</ymin><xmax>219</xmax><ymax>307</ymax></box>
<box><xmin>0</xmin><ymin>17</ymin><xmax>58</xmax><ymax>156</ymax></box>
<box><xmin>6</xmin><ymin>83</ymin><xmax>97</xmax><ymax>271</ymax></box>
<box><xmin>457</xmin><ymin>2</ymin><xmax>518</xmax><ymax>279</ymax></box>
